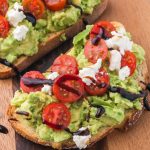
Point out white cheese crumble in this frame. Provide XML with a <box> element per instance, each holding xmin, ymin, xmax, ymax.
<box><xmin>7</xmin><ymin>3</ymin><xmax>26</xmax><ymax>27</ymax></box>
<box><xmin>14</xmin><ymin>2</ymin><xmax>23</xmax><ymax>11</ymax></box>
<box><xmin>13</xmin><ymin>25</ymin><xmax>29</xmax><ymax>41</ymax></box>
<box><xmin>41</xmin><ymin>72</ymin><xmax>59</xmax><ymax>95</ymax></box>
<box><xmin>79</xmin><ymin>59</ymin><xmax>102</xmax><ymax>85</ymax></box>
<box><xmin>46</xmin><ymin>72</ymin><xmax>59</xmax><ymax>80</ymax></box>
<box><xmin>116</xmin><ymin>26</ymin><xmax>126</xmax><ymax>35</ymax></box>
<box><xmin>119</xmin><ymin>66</ymin><xmax>130</xmax><ymax>80</ymax></box>
<box><xmin>73</xmin><ymin>127</ymin><xmax>91</xmax><ymax>149</ymax></box>
<box><xmin>41</xmin><ymin>85</ymin><xmax>52</xmax><ymax>95</ymax></box>
<box><xmin>109</xmin><ymin>50</ymin><xmax>122</xmax><ymax>71</ymax></box>
<box><xmin>105</xmin><ymin>33</ymin><xmax>133</xmax><ymax>55</ymax></box>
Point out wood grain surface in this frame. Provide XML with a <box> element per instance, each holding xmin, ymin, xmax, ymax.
<box><xmin>0</xmin><ymin>0</ymin><xmax>150</xmax><ymax>149</ymax></box>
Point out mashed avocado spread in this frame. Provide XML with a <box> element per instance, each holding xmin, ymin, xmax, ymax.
<box><xmin>11</xmin><ymin>25</ymin><xmax>145</xmax><ymax>142</ymax></box>
<box><xmin>1</xmin><ymin>0</ymin><xmax>101</xmax><ymax>63</ymax></box>
<box><xmin>72</xmin><ymin>0</ymin><xmax>101</xmax><ymax>14</ymax></box>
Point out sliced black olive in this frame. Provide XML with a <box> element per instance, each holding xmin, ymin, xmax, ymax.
<box><xmin>0</xmin><ymin>125</ymin><xmax>8</xmax><ymax>134</ymax></box>
<box><xmin>24</xmin><ymin>12</ymin><xmax>36</xmax><ymax>26</ymax></box>
<box><xmin>0</xmin><ymin>58</ymin><xmax>20</xmax><ymax>76</ymax></box>
<box><xmin>108</xmin><ymin>86</ymin><xmax>146</xmax><ymax>101</ymax></box>
<box><xmin>73</xmin><ymin>128</ymin><xmax>90</xmax><ymax>136</ymax></box>
<box><xmin>91</xmin><ymin>28</ymin><xmax>103</xmax><ymax>45</ymax></box>
<box><xmin>16</xmin><ymin>111</ymin><xmax>30</xmax><ymax>116</ymax></box>
<box><xmin>144</xmin><ymin>93</ymin><xmax>150</xmax><ymax>111</ymax></box>
<box><xmin>95</xmin><ymin>106</ymin><xmax>105</xmax><ymax>118</ymax></box>
<box><xmin>146</xmin><ymin>83</ymin><xmax>150</xmax><ymax>91</ymax></box>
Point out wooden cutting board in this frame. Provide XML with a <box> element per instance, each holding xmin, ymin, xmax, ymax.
<box><xmin>0</xmin><ymin>0</ymin><xmax>150</xmax><ymax>149</ymax></box>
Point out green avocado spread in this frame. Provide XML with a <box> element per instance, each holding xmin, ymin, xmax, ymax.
<box><xmin>11</xmin><ymin>24</ymin><xmax>145</xmax><ymax>143</ymax></box>
<box><xmin>1</xmin><ymin>0</ymin><xmax>101</xmax><ymax>63</ymax></box>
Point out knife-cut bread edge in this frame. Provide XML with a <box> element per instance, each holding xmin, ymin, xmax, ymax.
<box><xmin>7</xmin><ymin>59</ymin><xmax>149</xmax><ymax>149</ymax></box>
<box><xmin>0</xmin><ymin>0</ymin><xmax>108</xmax><ymax>79</ymax></box>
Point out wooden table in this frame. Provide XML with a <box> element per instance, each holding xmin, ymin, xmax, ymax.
<box><xmin>1</xmin><ymin>0</ymin><xmax>150</xmax><ymax>149</ymax></box>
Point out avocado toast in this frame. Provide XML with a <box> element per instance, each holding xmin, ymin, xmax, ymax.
<box><xmin>8</xmin><ymin>21</ymin><xmax>149</xmax><ymax>149</ymax></box>
<box><xmin>0</xmin><ymin>0</ymin><xmax>108</xmax><ymax>79</ymax></box>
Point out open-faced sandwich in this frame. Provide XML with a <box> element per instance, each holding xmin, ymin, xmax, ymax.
<box><xmin>0</xmin><ymin>0</ymin><xmax>108</xmax><ymax>79</ymax></box>
<box><xmin>8</xmin><ymin>21</ymin><xmax>150</xmax><ymax>149</ymax></box>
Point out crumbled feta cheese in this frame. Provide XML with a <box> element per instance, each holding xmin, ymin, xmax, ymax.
<box><xmin>73</xmin><ymin>127</ymin><xmax>91</xmax><ymax>149</ymax></box>
<box><xmin>116</xmin><ymin>26</ymin><xmax>126</xmax><ymax>35</ymax></box>
<box><xmin>82</xmin><ymin>78</ymin><xmax>93</xmax><ymax>86</ymax></box>
<box><xmin>41</xmin><ymin>85</ymin><xmax>52</xmax><ymax>95</ymax></box>
<box><xmin>109</xmin><ymin>50</ymin><xmax>122</xmax><ymax>71</ymax></box>
<box><xmin>13</xmin><ymin>25</ymin><xmax>29</xmax><ymax>41</ymax></box>
<box><xmin>7</xmin><ymin>3</ymin><xmax>26</xmax><ymax>27</ymax></box>
<box><xmin>41</xmin><ymin>72</ymin><xmax>59</xmax><ymax>95</ymax></box>
<box><xmin>47</xmin><ymin>72</ymin><xmax>59</xmax><ymax>80</ymax></box>
<box><xmin>119</xmin><ymin>66</ymin><xmax>130</xmax><ymax>80</ymax></box>
<box><xmin>105</xmin><ymin>34</ymin><xmax>133</xmax><ymax>55</ymax></box>
<box><xmin>79</xmin><ymin>59</ymin><xmax>102</xmax><ymax>85</ymax></box>
<box><xmin>111</xmin><ymin>31</ymin><xmax>124</xmax><ymax>37</ymax></box>
<box><xmin>14</xmin><ymin>2</ymin><xmax>23</xmax><ymax>11</ymax></box>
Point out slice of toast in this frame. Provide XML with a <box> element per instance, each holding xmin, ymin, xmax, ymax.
<box><xmin>7</xmin><ymin>19</ymin><xmax>149</xmax><ymax>149</ymax></box>
<box><xmin>7</xmin><ymin>60</ymin><xmax>149</xmax><ymax>149</ymax></box>
<box><xmin>0</xmin><ymin>0</ymin><xmax>108</xmax><ymax>79</ymax></box>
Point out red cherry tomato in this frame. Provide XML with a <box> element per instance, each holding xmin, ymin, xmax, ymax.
<box><xmin>90</xmin><ymin>21</ymin><xmax>115</xmax><ymax>39</ymax></box>
<box><xmin>84</xmin><ymin>39</ymin><xmax>108</xmax><ymax>64</ymax></box>
<box><xmin>23</xmin><ymin>0</ymin><xmax>45</xmax><ymax>19</ymax></box>
<box><xmin>50</xmin><ymin>54</ymin><xmax>79</xmax><ymax>75</ymax></box>
<box><xmin>44</xmin><ymin>0</ymin><xmax>67</xmax><ymax>11</ymax></box>
<box><xmin>51</xmin><ymin>65</ymin><xmax>78</xmax><ymax>75</ymax></box>
<box><xmin>121</xmin><ymin>51</ymin><xmax>136</xmax><ymax>75</ymax></box>
<box><xmin>85</xmin><ymin>68</ymin><xmax>110</xmax><ymax>96</ymax></box>
<box><xmin>42</xmin><ymin>102</ymin><xmax>71</xmax><ymax>130</ymax></box>
<box><xmin>0</xmin><ymin>16</ymin><xmax>9</xmax><ymax>38</ymax></box>
<box><xmin>0</xmin><ymin>0</ymin><xmax>9</xmax><ymax>16</ymax></box>
<box><xmin>20</xmin><ymin>71</ymin><xmax>45</xmax><ymax>93</ymax></box>
<box><xmin>53</xmin><ymin>74</ymin><xmax>85</xmax><ymax>103</ymax></box>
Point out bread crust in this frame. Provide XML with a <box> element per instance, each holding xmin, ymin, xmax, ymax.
<box><xmin>0</xmin><ymin>0</ymin><xmax>108</xmax><ymax>79</ymax></box>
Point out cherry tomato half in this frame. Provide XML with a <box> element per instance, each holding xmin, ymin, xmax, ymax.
<box><xmin>53</xmin><ymin>74</ymin><xmax>85</xmax><ymax>103</ymax></box>
<box><xmin>0</xmin><ymin>16</ymin><xmax>9</xmax><ymax>38</ymax></box>
<box><xmin>84</xmin><ymin>39</ymin><xmax>108</xmax><ymax>64</ymax></box>
<box><xmin>85</xmin><ymin>68</ymin><xmax>109</xmax><ymax>96</ymax></box>
<box><xmin>0</xmin><ymin>0</ymin><xmax>8</xmax><ymax>16</ymax></box>
<box><xmin>121</xmin><ymin>51</ymin><xmax>136</xmax><ymax>75</ymax></box>
<box><xmin>50</xmin><ymin>54</ymin><xmax>79</xmax><ymax>75</ymax></box>
<box><xmin>23</xmin><ymin>0</ymin><xmax>45</xmax><ymax>19</ymax></box>
<box><xmin>20</xmin><ymin>71</ymin><xmax>45</xmax><ymax>93</ymax></box>
<box><xmin>42</xmin><ymin>102</ymin><xmax>71</xmax><ymax>130</ymax></box>
<box><xmin>90</xmin><ymin>21</ymin><xmax>115</xmax><ymax>40</ymax></box>
<box><xmin>44</xmin><ymin>0</ymin><xmax>67</xmax><ymax>11</ymax></box>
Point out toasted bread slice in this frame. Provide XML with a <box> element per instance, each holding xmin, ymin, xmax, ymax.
<box><xmin>0</xmin><ymin>0</ymin><xmax>108</xmax><ymax>79</ymax></box>
<box><xmin>7</xmin><ymin>29</ymin><xmax>149</xmax><ymax>150</ymax></box>
<box><xmin>7</xmin><ymin>61</ymin><xmax>149</xmax><ymax>149</ymax></box>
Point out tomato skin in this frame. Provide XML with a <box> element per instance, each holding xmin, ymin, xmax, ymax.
<box><xmin>51</xmin><ymin>65</ymin><xmax>78</xmax><ymax>75</ymax></box>
<box><xmin>20</xmin><ymin>71</ymin><xmax>45</xmax><ymax>93</ymax></box>
<box><xmin>50</xmin><ymin>54</ymin><xmax>79</xmax><ymax>75</ymax></box>
<box><xmin>121</xmin><ymin>51</ymin><xmax>136</xmax><ymax>75</ymax></box>
<box><xmin>85</xmin><ymin>68</ymin><xmax>109</xmax><ymax>96</ymax></box>
<box><xmin>90</xmin><ymin>21</ymin><xmax>115</xmax><ymax>39</ymax></box>
<box><xmin>23</xmin><ymin>0</ymin><xmax>45</xmax><ymax>19</ymax></box>
<box><xmin>0</xmin><ymin>16</ymin><xmax>9</xmax><ymax>38</ymax></box>
<box><xmin>0</xmin><ymin>0</ymin><xmax>9</xmax><ymax>16</ymax></box>
<box><xmin>53</xmin><ymin>74</ymin><xmax>85</xmax><ymax>103</ymax></box>
<box><xmin>84</xmin><ymin>39</ymin><xmax>108</xmax><ymax>64</ymax></box>
<box><xmin>42</xmin><ymin>102</ymin><xmax>71</xmax><ymax>130</ymax></box>
<box><xmin>52</xmin><ymin>54</ymin><xmax>78</xmax><ymax>68</ymax></box>
<box><xmin>44</xmin><ymin>0</ymin><xmax>67</xmax><ymax>11</ymax></box>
